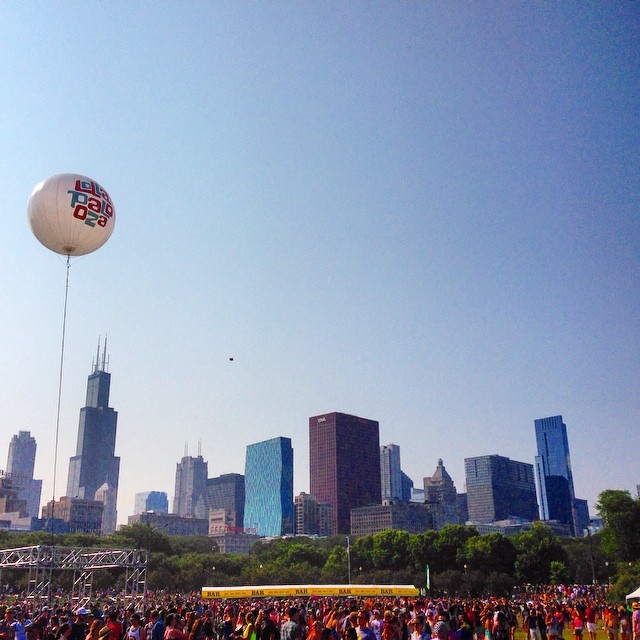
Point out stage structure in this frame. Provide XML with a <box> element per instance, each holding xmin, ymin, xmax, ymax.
<box><xmin>0</xmin><ymin>546</ymin><xmax>147</xmax><ymax>604</ymax></box>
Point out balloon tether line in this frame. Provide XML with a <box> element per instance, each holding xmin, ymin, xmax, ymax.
<box><xmin>50</xmin><ymin>255</ymin><xmax>70</xmax><ymax>546</ymax></box>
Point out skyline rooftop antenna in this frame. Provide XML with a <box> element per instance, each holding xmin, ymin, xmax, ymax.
<box><xmin>93</xmin><ymin>335</ymin><xmax>110</xmax><ymax>373</ymax></box>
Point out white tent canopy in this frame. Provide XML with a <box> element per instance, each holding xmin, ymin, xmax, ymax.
<box><xmin>626</xmin><ymin>585</ymin><xmax>640</xmax><ymax>600</ymax></box>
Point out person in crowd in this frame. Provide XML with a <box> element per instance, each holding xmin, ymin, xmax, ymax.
<box><xmin>12</xmin><ymin>611</ymin><xmax>27</xmax><ymax>640</ymax></box>
<box><xmin>604</xmin><ymin>606</ymin><xmax>620</xmax><ymax>640</ymax></box>
<box><xmin>303</xmin><ymin>613</ymin><xmax>321</xmax><ymax>640</ymax></box>
<box><xmin>412</xmin><ymin>616</ymin><xmax>432</xmax><ymax>640</ymax></box>
<box><xmin>570</xmin><ymin>607</ymin><xmax>585</xmax><ymax>640</ymax></box>
<box><xmin>150</xmin><ymin>612</ymin><xmax>165</xmax><ymax>640</ymax></box>
<box><xmin>0</xmin><ymin>608</ymin><xmax>17</xmax><ymax>640</ymax></box>
<box><xmin>630</xmin><ymin>603</ymin><xmax>640</xmax><ymax>640</ymax></box>
<box><xmin>257</xmin><ymin>608</ymin><xmax>279</xmax><ymax>640</ymax></box>
<box><xmin>280</xmin><ymin>608</ymin><xmax>304</xmax><ymax>640</ymax></box>
<box><xmin>106</xmin><ymin>613</ymin><xmax>123</xmax><ymax>640</ymax></box>
<box><xmin>69</xmin><ymin>610</ymin><xmax>90</xmax><ymax>640</ymax></box>
<box><xmin>432</xmin><ymin>618</ymin><xmax>449</xmax><ymax>640</ymax></box>
<box><xmin>456</xmin><ymin>615</ymin><xmax>472</xmax><ymax>640</ymax></box>
<box><xmin>545</xmin><ymin>606</ymin><xmax>561</xmax><ymax>640</ymax></box>
<box><xmin>56</xmin><ymin>625</ymin><xmax>72</xmax><ymax>640</ymax></box>
<box><xmin>619</xmin><ymin>607</ymin><xmax>631</xmax><ymax>640</ymax></box>
<box><xmin>127</xmin><ymin>615</ymin><xmax>143</xmax><ymax>640</ymax></box>
<box><xmin>87</xmin><ymin>620</ymin><xmax>104</xmax><ymax>640</ymax></box>
<box><xmin>584</xmin><ymin>604</ymin><xmax>598</xmax><ymax>640</ymax></box>
<box><xmin>355</xmin><ymin>612</ymin><xmax>376</xmax><ymax>640</ymax></box>
<box><xmin>163</xmin><ymin>615</ymin><xmax>187</xmax><ymax>640</ymax></box>
<box><xmin>524</xmin><ymin>606</ymin><xmax>545</xmax><ymax>640</ymax></box>
<box><xmin>370</xmin><ymin>612</ymin><xmax>382</xmax><ymax>640</ymax></box>
<box><xmin>381</xmin><ymin>610</ymin><xmax>401</xmax><ymax>640</ymax></box>
<box><xmin>241</xmin><ymin>613</ymin><xmax>256</xmax><ymax>640</ymax></box>
<box><xmin>231</xmin><ymin>613</ymin><xmax>246</xmax><ymax>640</ymax></box>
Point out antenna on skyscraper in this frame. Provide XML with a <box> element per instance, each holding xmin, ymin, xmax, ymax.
<box><xmin>102</xmin><ymin>335</ymin><xmax>108</xmax><ymax>372</ymax></box>
<box><xmin>94</xmin><ymin>336</ymin><xmax>101</xmax><ymax>373</ymax></box>
<box><xmin>198</xmin><ymin>439</ymin><xmax>202</xmax><ymax>457</ymax></box>
<box><xmin>184</xmin><ymin>442</ymin><xmax>188</xmax><ymax>457</ymax></box>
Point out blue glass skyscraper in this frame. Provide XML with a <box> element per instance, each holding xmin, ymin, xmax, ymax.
<box><xmin>244</xmin><ymin>437</ymin><xmax>294</xmax><ymax>537</ymax></box>
<box><xmin>534</xmin><ymin>415</ymin><xmax>577</xmax><ymax>534</ymax></box>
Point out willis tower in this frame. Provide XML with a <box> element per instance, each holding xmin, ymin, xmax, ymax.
<box><xmin>67</xmin><ymin>339</ymin><xmax>120</xmax><ymax>507</ymax></box>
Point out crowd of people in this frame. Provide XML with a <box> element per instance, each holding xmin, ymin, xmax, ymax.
<box><xmin>0</xmin><ymin>587</ymin><xmax>638</xmax><ymax>640</ymax></box>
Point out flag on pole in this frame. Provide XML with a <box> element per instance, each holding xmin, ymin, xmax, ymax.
<box><xmin>425</xmin><ymin>564</ymin><xmax>430</xmax><ymax>590</ymax></box>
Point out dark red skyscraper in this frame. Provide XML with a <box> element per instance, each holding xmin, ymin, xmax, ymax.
<box><xmin>309</xmin><ymin>412</ymin><xmax>381</xmax><ymax>535</ymax></box>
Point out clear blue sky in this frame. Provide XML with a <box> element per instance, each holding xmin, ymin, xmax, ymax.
<box><xmin>1</xmin><ymin>2</ymin><xmax>638</xmax><ymax>526</ymax></box>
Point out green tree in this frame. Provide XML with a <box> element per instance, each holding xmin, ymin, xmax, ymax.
<box><xmin>147</xmin><ymin>553</ymin><xmax>180</xmax><ymax>591</ymax></box>
<box><xmin>558</xmin><ymin>534</ymin><xmax>606</xmax><ymax>584</ymax></box>
<box><xmin>171</xmin><ymin>535</ymin><xmax>218</xmax><ymax>555</ymax></box>
<box><xmin>549</xmin><ymin>560</ymin><xmax>569</xmax><ymax>584</ymax></box>
<box><xmin>433</xmin><ymin>525</ymin><xmax>479</xmax><ymax>572</ymax></box>
<box><xmin>596</xmin><ymin>490</ymin><xmax>640</xmax><ymax>561</ymax></box>
<box><xmin>513</xmin><ymin>522</ymin><xmax>567</xmax><ymax>583</ymax></box>
<box><xmin>174</xmin><ymin>552</ymin><xmax>219</xmax><ymax>591</ymax></box>
<box><xmin>322</xmin><ymin>545</ymin><xmax>348</xmax><ymax>582</ymax></box>
<box><xmin>409</xmin><ymin>530</ymin><xmax>438</xmax><ymax>575</ymax></box>
<box><xmin>107</xmin><ymin>523</ymin><xmax>172</xmax><ymax>554</ymax></box>
<box><xmin>459</xmin><ymin>533</ymin><xmax>516</xmax><ymax>576</ymax></box>
<box><xmin>349</xmin><ymin>535</ymin><xmax>373</xmax><ymax>572</ymax></box>
<box><xmin>282</xmin><ymin>542</ymin><xmax>328</xmax><ymax>568</ymax></box>
<box><xmin>370</xmin><ymin>530</ymin><xmax>412</xmax><ymax>571</ymax></box>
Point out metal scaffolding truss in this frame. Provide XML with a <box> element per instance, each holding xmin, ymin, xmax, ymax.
<box><xmin>0</xmin><ymin>545</ymin><xmax>147</xmax><ymax>605</ymax></box>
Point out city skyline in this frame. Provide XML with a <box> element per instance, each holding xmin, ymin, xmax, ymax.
<box><xmin>0</xmin><ymin>407</ymin><xmax>630</xmax><ymax>528</ymax></box>
<box><xmin>1</xmin><ymin>4</ymin><xmax>638</xmax><ymax>526</ymax></box>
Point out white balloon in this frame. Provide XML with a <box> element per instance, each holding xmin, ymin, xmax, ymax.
<box><xmin>28</xmin><ymin>173</ymin><xmax>115</xmax><ymax>256</ymax></box>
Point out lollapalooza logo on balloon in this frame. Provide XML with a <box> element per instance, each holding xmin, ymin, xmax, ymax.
<box><xmin>28</xmin><ymin>173</ymin><xmax>116</xmax><ymax>257</ymax></box>
<box><xmin>68</xmin><ymin>178</ymin><xmax>113</xmax><ymax>229</ymax></box>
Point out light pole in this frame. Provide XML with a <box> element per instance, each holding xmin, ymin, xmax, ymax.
<box><xmin>346</xmin><ymin>537</ymin><xmax>351</xmax><ymax>584</ymax></box>
<box><xmin>584</xmin><ymin>527</ymin><xmax>596</xmax><ymax>585</ymax></box>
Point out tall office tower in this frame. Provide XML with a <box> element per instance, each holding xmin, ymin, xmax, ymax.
<box><xmin>295</xmin><ymin>492</ymin><xmax>319</xmax><ymax>535</ymax></box>
<box><xmin>465</xmin><ymin>455</ymin><xmax>538</xmax><ymax>524</ymax></box>
<box><xmin>5</xmin><ymin>430</ymin><xmax>42</xmax><ymax>519</ymax></box>
<box><xmin>534</xmin><ymin>415</ymin><xmax>577</xmax><ymax>534</ymax></box>
<box><xmin>205</xmin><ymin>473</ymin><xmax>245</xmax><ymax>529</ymax></box>
<box><xmin>294</xmin><ymin>492</ymin><xmax>331</xmax><ymax>536</ymax></box>
<box><xmin>134</xmin><ymin>491</ymin><xmax>169</xmax><ymax>515</ymax></box>
<box><xmin>423</xmin><ymin>459</ymin><xmax>460</xmax><ymax>530</ymax></box>
<box><xmin>380</xmin><ymin>444</ymin><xmax>403</xmax><ymax>502</ymax></box>
<box><xmin>401</xmin><ymin>471</ymin><xmax>414</xmax><ymax>502</ymax></box>
<box><xmin>309</xmin><ymin>412</ymin><xmax>381</xmax><ymax>535</ymax></box>
<box><xmin>244</xmin><ymin>437</ymin><xmax>294</xmax><ymax>537</ymax></box>
<box><xmin>574</xmin><ymin>498</ymin><xmax>590</xmax><ymax>535</ymax></box>
<box><xmin>67</xmin><ymin>341</ymin><xmax>120</xmax><ymax>508</ymax></box>
<box><xmin>95</xmin><ymin>482</ymin><xmax>117</xmax><ymax>534</ymax></box>
<box><xmin>173</xmin><ymin>451</ymin><xmax>208</xmax><ymax>518</ymax></box>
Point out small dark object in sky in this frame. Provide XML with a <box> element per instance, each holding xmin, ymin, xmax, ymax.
<box><xmin>229</xmin><ymin>357</ymin><xmax>234</xmax><ymax>361</ymax></box>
